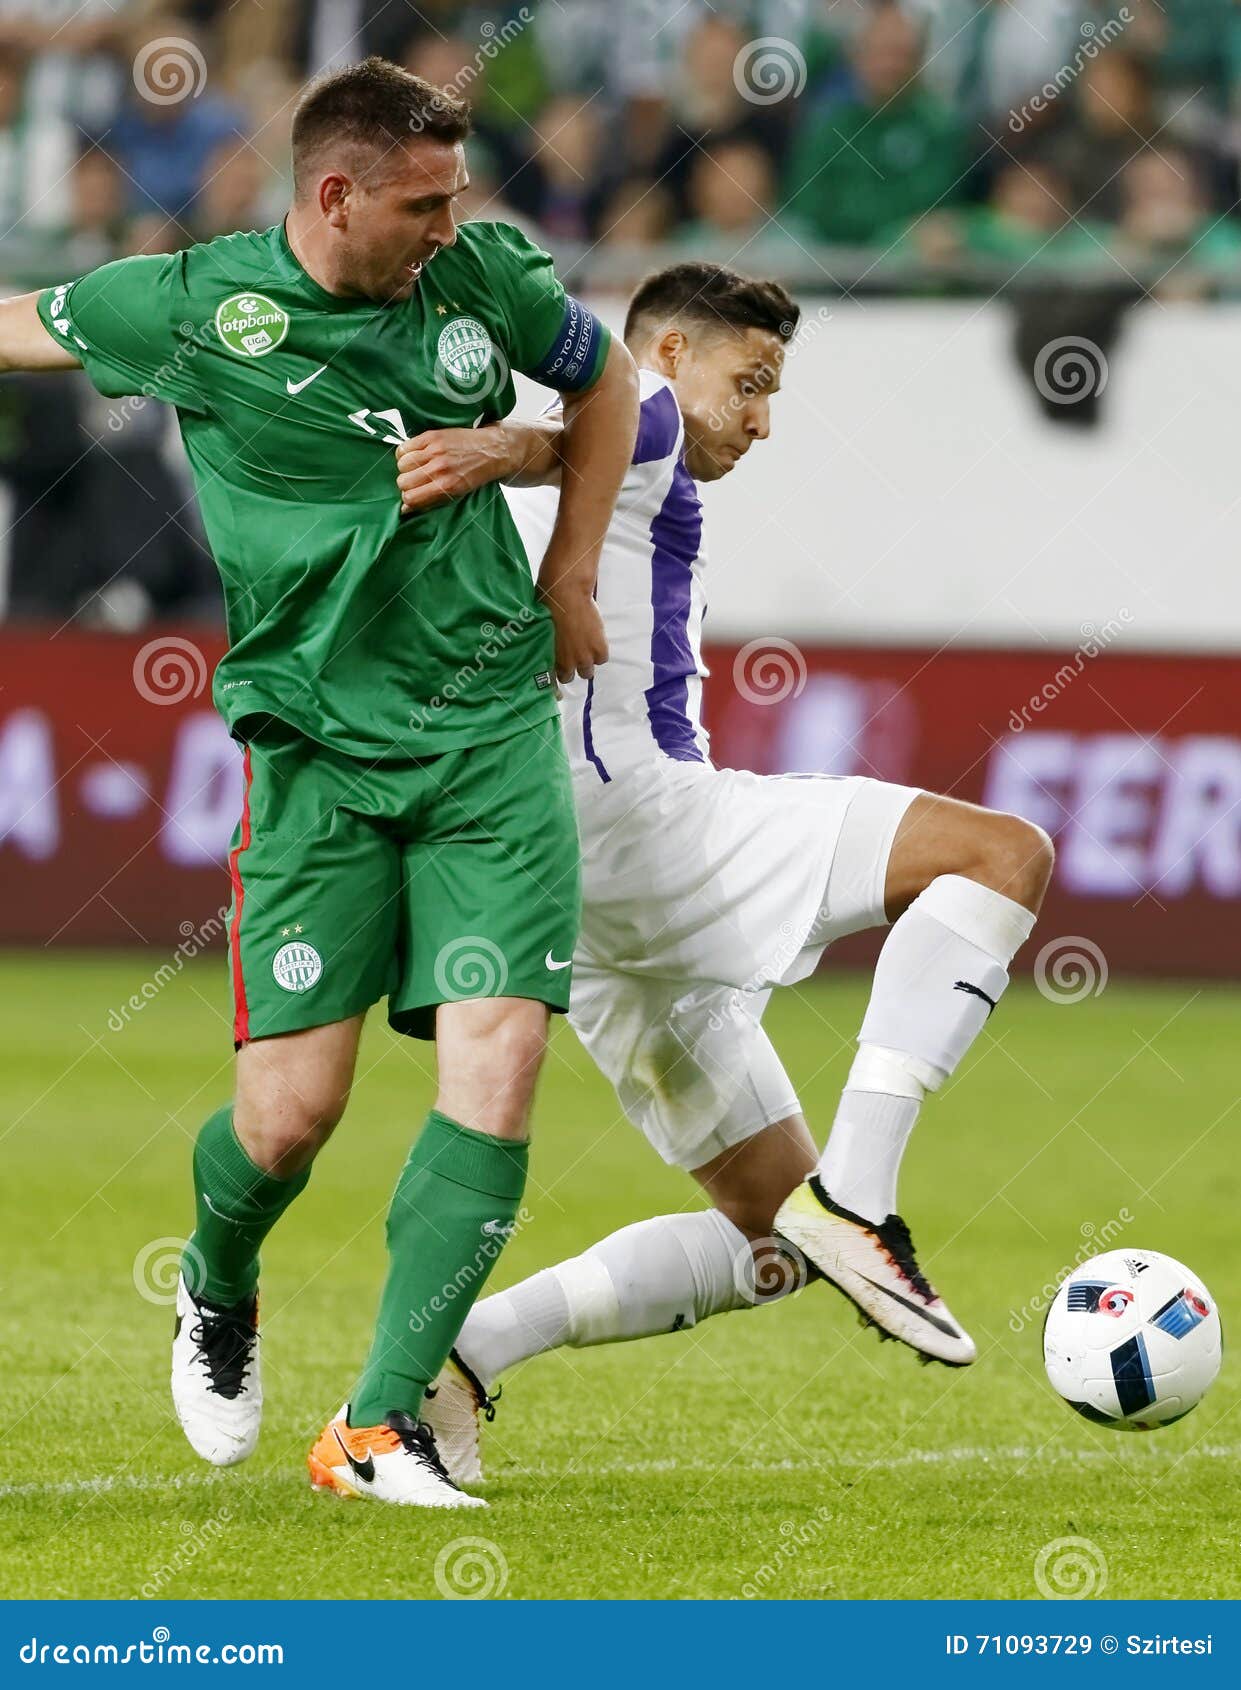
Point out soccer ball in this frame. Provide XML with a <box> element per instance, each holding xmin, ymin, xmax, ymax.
<box><xmin>1043</xmin><ymin>1248</ymin><xmax>1222</xmax><ymax>1430</ymax></box>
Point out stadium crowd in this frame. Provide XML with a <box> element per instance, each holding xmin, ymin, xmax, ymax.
<box><xmin>2</xmin><ymin>0</ymin><xmax>1239</xmax><ymax>621</ymax></box>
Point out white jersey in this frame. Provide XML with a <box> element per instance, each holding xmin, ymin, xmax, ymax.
<box><xmin>504</xmin><ymin>369</ymin><xmax>710</xmax><ymax>781</ymax></box>
<box><xmin>504</xmin><ymin>366</ymin><xmax>923</xmax><ymax>1176</ymax></box>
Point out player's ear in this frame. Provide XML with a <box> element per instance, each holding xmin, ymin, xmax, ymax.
<box><xmin>654</xmin><ymin>327</ymin><xmax>687</xmax><ymax>379</ymax></box>
<box><xmin>319</xmin><ymin>173</ymin><xmax>351</xmax><ymax>227</ymax></box>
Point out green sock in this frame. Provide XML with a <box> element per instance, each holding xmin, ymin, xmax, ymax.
<box><xmin>184</xmin><ymin>1106</ymin><xmax>311</xmax><ymax>1306</ymax></box>
<box><xmin>351</xmin><ymin>1110</ymin><xmax>528</xmax><ymax>1426</ymax></box>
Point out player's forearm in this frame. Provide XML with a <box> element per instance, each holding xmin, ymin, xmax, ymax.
<box><xmin>0</xmin><ymin>292</ymin><xmax>82</xmax><ymax>373</ymax></box>
<box><xmin>536</xmin><ymin>337</ymin><xmax>638</xmax><ymax>603</ymax></box>
<box><xmin>498</xmin><ymin>418</ymin><xmax>563</xmax><ymax>487</ymax></box>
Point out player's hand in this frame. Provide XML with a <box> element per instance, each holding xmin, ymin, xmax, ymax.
<box><xmin>395</xmin><ymin>427</ymin><xmax>510</xmax><ymax>513</ymax></box>
<box><xmin>539</xmin><ymin>581</ymin><xmax>608</xmax><ymax>684</ymax></box>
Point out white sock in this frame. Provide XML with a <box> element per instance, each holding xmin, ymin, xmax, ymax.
<box><xmin>817</xmin><ymin>874</ymin><xmax>1037</xmax><ymax>1223</ymax></box>
<box><xmin>457</xmin><ymin>1209</ymin><xmax>761</xmax><ymax>1388</ymax></box>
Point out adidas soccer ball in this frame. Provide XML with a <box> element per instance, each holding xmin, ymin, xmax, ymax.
<box><xmin>1043</xmin><ymin>1248</ymin><xmax>1222</xmax><ymax>1430</ymax></box>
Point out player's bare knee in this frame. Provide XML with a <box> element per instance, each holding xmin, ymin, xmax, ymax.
<box><xmin>234</xmin><ymin>1077</ymin><xmax>349</xmax><ymax>1176</ymax></box>
<box><xmin>975</xmin><ymin>811</ymin><xmax>1055</xmax><ymax>912</ymax></box>
<box><xmin>436</xmin><ymin>998</ymin><xmax>548</xmax><ymax>1138</ymax></box>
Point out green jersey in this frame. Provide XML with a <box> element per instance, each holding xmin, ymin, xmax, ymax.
<box><xmin>37</xmin><ymin>220</ymin><xmax>609</xmax><ymax>757</ymax></box>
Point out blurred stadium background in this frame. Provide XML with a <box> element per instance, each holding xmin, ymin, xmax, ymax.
<box><xmin>2</xmin><ymin>0</ymin><xmax>1239</xmax><ymax>975</ymax></box>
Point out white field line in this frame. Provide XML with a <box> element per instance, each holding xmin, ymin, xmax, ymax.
<box><xmin>3</xmin><ymin>1443</ymin><xmax>1240</xmax><ymax>1499</ymax></box>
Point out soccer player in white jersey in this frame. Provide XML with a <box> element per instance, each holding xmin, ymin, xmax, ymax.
<box><xmin>393</xmin><ymin>263</ymin><xmax>1054</xmax><ymax>1483</ymax></box>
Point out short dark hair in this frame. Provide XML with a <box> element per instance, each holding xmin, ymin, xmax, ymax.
<box><xmin>290</xmin><ymin>56</ymin><xmax>471</xmax><ymax>197</ymax></box>
<box><xmin>624</xmin><ymin>262</ymin><xmax>799</xmax><ymax>344</ymax></box>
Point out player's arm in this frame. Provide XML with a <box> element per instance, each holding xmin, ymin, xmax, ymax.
<box><xmin>395</xmin><ymin>417</ymin><xmax>562</xmax><ymax>512</ymax></box>
<box><xmin>538</xmin><ymin>335</ymin><xmax>637</xmax><ymax>682</ymax></box>
<box><xmin>0</xmin><ymin>292</ymin><xmax>83</xmax><ymax>372</ymax></box>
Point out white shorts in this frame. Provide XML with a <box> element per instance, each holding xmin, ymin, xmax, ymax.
<box><xmin>570</xmin><ymin>762</ymin><xmax>920</xmax><ymax>1170</ymax></box>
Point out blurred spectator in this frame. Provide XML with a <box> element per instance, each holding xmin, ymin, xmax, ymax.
<box><xmin>0</xmin><ymin>44</ymin><xmax>76</xmax><ymax>236</ymax></box>
<box><xmin>108</xmin><ymin>21</ymin><xmax>247</xmax><ymax>224</ymax></box>
<box><xmin>651</xmin><ymin>15</ymin><xmax>793</xmax><ymax>224</ymax></box>
<box><xmin>0</xmin><ymin>371</ymin><xmax>220</xmax><ymax>626</ymax></box>
<box><xmin>193</xmin><ymin>138</ymin><xmax>272</xmax><ymax>240</ymax></box>
<box><xmin>0</xmin><ymin>1</ymin><xmax>124</xmax><ymax>131</ymax></box>
<box><xmin>1041</xmin><ymin>49</ymin><xmax>1157</xmax><ymax>222</ymax></box>
<box><xmin>912</xmin><ymin>0</ymin><xmax>1082</xmax><ymax>132</ymax></box>
<box><xmin>906</xmin><ymin>159</ymin><xmax>1111</xmax><ymax>274</ymax></box>
<box><xmin>533</xmin><ymin>0</ymin><xmax>694</xmax><ymax>106</ymax></box>
<box><xmin>589</xmin><ymin>176</ymin><xmax>674</xmax><ymax>288</ymax></box>
<box><xmin>1114</xmin><ymin>147</ymin><xmax>1241</xmax><ymax>297</ymax></box>
<box><xmin>401</xmin><ymin>30</ymin><xmax>524</xmax><ymax>190</ymax></box>
<box><xmin>59</xmin><ymin>149</ymin><xmax>127</xmax><ymax>271</ymax></box>
<box><xmin>783</xmin><ymin>3</ymin><xmax>970</xmax><ymax>244</ymax></box>
<box><xmin>458</xmin><ymin>137</ymin><xmax>536</xmax><ymax>232</ymax></box>
<box><xmin>1126</xmin><ymin>0</ymin><xmax>1238</xmax><ymax>121</ymax></box>
<box><xmin>677</xmin><ymin>138</ymin><xmax>806</xmax><ymax>267</ymax></box>
<box><xmin>597</xmin><ymin>176</ymin><xmax>673</xmax><ymax>251</ymax></box>
<box><xmin>507</xmin><ymin>93</ymin><xmax>604</xmax><ymax>241</ymax></box>
<box><xmin>122</xmin><ymin>212</ymin><xmax>187</xmax><ymax>257</ymax></box>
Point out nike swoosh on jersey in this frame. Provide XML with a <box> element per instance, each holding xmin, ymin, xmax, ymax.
<box><xmin>286</xmin><ymin>366</ymin><xmax>326</xmax><ymax>395</ymax></box>
<box><xmin>333</xmin><ymin>1425</ymin><xmax>375</xmax><ymax>1484</ymax></box>
<box><xmin>545</xmin><ymin>951</ymin><xmax>572</xmax><ymax>971</ymax></box>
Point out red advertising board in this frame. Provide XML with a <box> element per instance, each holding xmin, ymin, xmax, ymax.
<box><xmin>2</xmin><ymin>629</ymin><xmax>1239</xmax><ymax>974</ymax></box>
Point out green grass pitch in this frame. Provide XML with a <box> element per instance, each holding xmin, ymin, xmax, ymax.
<box><xmin>1</xmin><ymin>951</ymin><xmax>1237</xmax><ymax>1600</ymax></box>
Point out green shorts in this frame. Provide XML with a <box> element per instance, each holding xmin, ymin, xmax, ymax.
<box><xmin>226</xmin><ymin>715</ymin><xmax>581</xmax><ymax>1043</ymax></box>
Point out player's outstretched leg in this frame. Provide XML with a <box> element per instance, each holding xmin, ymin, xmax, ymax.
<box><xmin>426</xmin><ymin>1119</ymin><xmax>815</xmax><ymax>1484</ymax></box>
<box><xmin>173</xmin><ymin>1020</ymin><xmax>360</xmax><ymax>1466</ymax></box>
<box><xmin>776</xmin><ymin>795</ymin><xmax>1054</xmax><ymax>1367</ymax></box>
<box><xmin>308</xmin><ymin>999</ymin><xmax>543</xmax><ymax>1509</ymax></box>
<box><xmin>425</xmin><ymin>1208</ymin><xmax>763</xmax><ymax>1484</ymax></box>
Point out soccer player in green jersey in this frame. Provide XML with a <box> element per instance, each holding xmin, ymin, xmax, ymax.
<box><xmin>0</xmin><ymin>58</ymin><xmax>638</xmax><ymax>1508</ymax></box>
